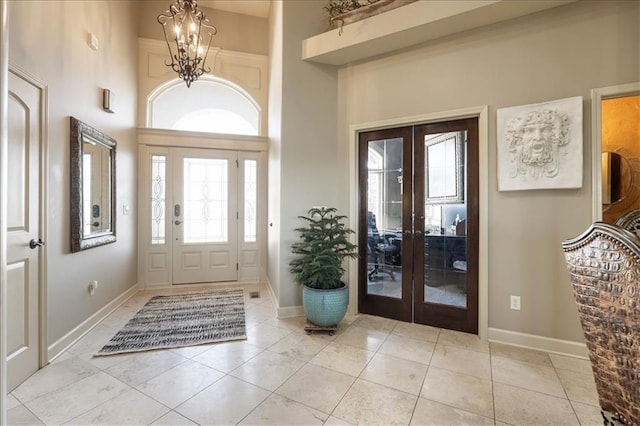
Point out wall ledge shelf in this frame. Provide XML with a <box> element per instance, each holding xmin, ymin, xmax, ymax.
<box><xmin>302</xmin><ymin>0</ymin><xmax>576</xmax><ymax>66</ymax></box>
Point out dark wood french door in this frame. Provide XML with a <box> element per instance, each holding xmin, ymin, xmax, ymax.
<box><xmin>358</xmin><ymin>118</ymin><xmax>479</xmax><ymax>334</ymax></box>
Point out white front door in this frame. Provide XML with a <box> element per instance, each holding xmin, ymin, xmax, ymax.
<box><xmin>7</xmin><ymin>69</ymin><xmax>44</xmax><ymax>390</ymax></box>
<box><xmin>172</xmin><ymin>148</ymin><xmax>239</xmax><ymax>284</ymax></box>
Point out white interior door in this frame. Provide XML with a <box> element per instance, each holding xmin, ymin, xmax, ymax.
<box><xmin>172</xmin><ymin>148</ymin><xmax>238</xmax><ymax>284</ymax></box>
<box><xmin>7</xmin><ymin>70</ymin><xmax>43</xmax><ymax>390</ymax></box>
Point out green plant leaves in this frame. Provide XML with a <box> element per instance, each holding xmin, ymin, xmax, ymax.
<box><xmin>289</xmin><ymin>207</ymin><xmax>358</xmax><ymax>289</ymax></box>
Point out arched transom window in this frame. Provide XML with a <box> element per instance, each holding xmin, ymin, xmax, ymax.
<box><xmin>148</xmin><ymin>77</ymin><xmax>260</xmax><ymax>136</ymax></box>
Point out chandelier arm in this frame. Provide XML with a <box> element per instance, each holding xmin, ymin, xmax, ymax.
<box><xmin>199</xmin><ymin>35</ymin><xmax>214</xmax><ymax>74</ymax></box>
<box><xmin>159</xmin><ymin>23</ymin><xmax>178</xmax><ymax>68</ymax></box>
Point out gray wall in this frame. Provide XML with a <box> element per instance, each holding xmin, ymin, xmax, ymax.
<box><xmin>268</xmin><ymin>0</ymin><xmax>284</xmax><ymax>303</ymax></box>
<box><xmin>8</xmin><ymin>1</ymin><xmax>139</xmax><ymax>345</ymax></box>
<box><xmin>338</xmin><ymin>0</ymin><xmax>639</xmax><ymax>342</ymax></box>
<box><xmin>268</xmin><ymin>0</ymin><xmax>341</xmax><ymax>309</ymax></box>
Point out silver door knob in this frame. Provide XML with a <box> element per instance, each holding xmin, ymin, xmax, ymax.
<box><xmin>29</xmin><ymin>238</ymin><xmax>45</xmax><ymax>249</ymax></box>
<box><xmin>174</xmin><ymin>220</ymin><xmax>182</xmax><ymax>225</ymax></box>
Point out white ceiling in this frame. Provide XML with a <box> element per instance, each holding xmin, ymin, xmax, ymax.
<box><xmin>198</xmin><ymin>1</ymin><xmax>271</xmax><ymax>18</ymax></box>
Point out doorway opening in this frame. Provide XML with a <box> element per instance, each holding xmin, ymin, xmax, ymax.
<box><xmin>591</xmin><ymin>82</ymin><xmax>640</xmax><ymax>223</ymax></box>
<box><xmin>358</xmin><ymin>118</ymin><xmax>479</xmax><ymax>334</ymax></box>
<box><xmin>599</xmin><ymin>94</ymin><xmax>640</xmax><ymax>223</ymax></box>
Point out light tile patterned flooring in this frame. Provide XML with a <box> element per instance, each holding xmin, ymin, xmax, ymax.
<box><xmin>8</xmin><ymin>284</ymin><xmax>602</xmax><ymax>425</ymax></box>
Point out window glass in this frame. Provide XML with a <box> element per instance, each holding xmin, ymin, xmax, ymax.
<box><xmin>150</xmin><ymin>79</ymin><xmax>259</xmax><ymax>136</ymax></box>
<box><xmin>151</xmin><ymin>155</ymin><xmax>166</xmax><ymax>244</ymax></box>
<box><xmin>244</xmin><ymin>160</ymin><xmax>257</xmax><ymax>242</ymax></box>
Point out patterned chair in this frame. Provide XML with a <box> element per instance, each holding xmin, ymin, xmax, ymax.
<box><xmin>615</xmin><ymin>208</ymin><xmax>640</xmax><ymax>238</ymax></box>
<box><xmin>562</xmin><ymin>222</ymin><xmax>639</xmax><ymax>425</ymax></box>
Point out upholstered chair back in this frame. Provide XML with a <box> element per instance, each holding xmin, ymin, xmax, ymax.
<box><xmin>562</xmin><ymin>222</ymin><xmax>639</xmax><ymax>425</ymax></box>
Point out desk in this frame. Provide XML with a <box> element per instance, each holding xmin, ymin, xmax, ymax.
<box><xmin>424</xmin><ymin>235</ymin><xmax>467</xmax><ymax>289</ymax></box>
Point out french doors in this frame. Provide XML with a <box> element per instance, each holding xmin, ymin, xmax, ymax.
<box><xmin>358</xmin><ymin>118</ymin><xmax>479</xmax><ymax>333</ymax></box>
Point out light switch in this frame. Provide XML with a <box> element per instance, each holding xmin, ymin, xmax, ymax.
<box><xmin>88</xmin><ymin>32</ymin><xmax>99</xmax><ymax>51</ymax></box>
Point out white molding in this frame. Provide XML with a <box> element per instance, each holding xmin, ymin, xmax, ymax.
<box><xmin>137</xmin><ymin>127</ymin><xmax>268</xmax><ymax>152</ymax></box>
<box><xmin>591</xmin><ymin>82</ymin><xmax>640</xmax><ymax>222</ymax></box>
<box><xmin>47</xmin><ymin>284</ymin><xmax>139</xmax><ymax>362</ymax></box>
<box><xmin>137</xmin><ymin>37</ymin><xmax>269</xmax><ymax>135</ymax></box>
<box><xmin>302</xmin><ymin>0</ymin><xmax>576</xmax><ymax>65</ymax></box>
<box><xmin>347</xmin><ymin>105</ymin><xmax>489</xmax><ymax>339</ymax></box>
<box><xmin>277</xmin><ymin>304</ymin><xmax>305</xmax><ymax>318</ymax></box>
<box><xmin>488</xmin><ymin>327</ymin><xmax>588</xmax><ymax>359</ymax></box>
<box><xmin>265</xmin><ymin>277</ymin><xmax>305</xmax><ymax>318</ymax></box>
<box><xmin>0</xmin><ymin>1</ymin><xmax>8</xmax><ymax>422</ymax></box>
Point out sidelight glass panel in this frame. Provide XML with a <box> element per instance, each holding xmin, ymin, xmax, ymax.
<box><xmin>366</xmin><ymin>138</ymin><xmax>403</xmax><ymax>299</ymax></box>
<box><xmin>151</xmin><ymin>155</ymin><xmax>166</xmax><ymax>244</ymax></box>
<box><xmin>424</xmin><ymin>131</ymin><xmax>468</xmax><ymax>308</ymax></box>
<box><xmin>183</xmin><ymin>158</ymin><xmax>228</xmax><ymax>243</ymax></box>
<box><xmin>244</xmin><ymin>159</ymin><xmax>257</xmax><ymax>242</ymax></box>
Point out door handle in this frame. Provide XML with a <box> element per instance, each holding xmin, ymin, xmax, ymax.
<box><xmin>29</xmin><ymin>238</ymin><xmax>45</xmax><ymax>249</ymax></box>
<box><xmin>403</xmin><ymin>230</ymin><xmax>412</xmax><ymax>237</ymax></box>
<box><xmin>415</xmin><ymin>230</ymin><xmax>423</xmax><ymax>236</ymax></box>
<box><xmin>174</xmin><ymin>220</ymin><xmax>182</xmax><ymax>225</ymax></box>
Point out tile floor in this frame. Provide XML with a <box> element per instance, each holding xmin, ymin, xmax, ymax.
<box><xmin>8</xmin><ymin>284</ymin><xmax>602</xmax><ymax>425</ymax></box>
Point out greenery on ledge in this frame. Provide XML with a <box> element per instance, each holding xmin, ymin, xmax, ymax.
<box><xmin>324</xmin><ymin>0</ymin><xmax>380</xmax><ymax>28</ymax></box>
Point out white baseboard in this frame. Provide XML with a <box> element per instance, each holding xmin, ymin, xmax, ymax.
<box><xmin>264</xmin><ymin>277</ymin><xmax>304</xmax><ymax>318</ymax></box>
<box><xmin>277</xmin><ymin>305</ymin><xmax>305</xmax><ymax>318</ymax></box>
<box><xmin>488</xmin><ymin>327</ymin><xmax>588</xmax><ymax>359</ymax></box>
<box><xmin>47</xmin><ymin>284</ymin><xmax>140</xmax><ymax>362</ymax></box>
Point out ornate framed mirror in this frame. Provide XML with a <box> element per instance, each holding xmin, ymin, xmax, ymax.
<box><xmin>424</xmin><ymin>131</ymin><xmax>464</xmax><ymax>204</ymax></box>
<box><xmin>70</xmin><ymin>117</ymin><xmax>117</xmax><ymax>252</ymax></box>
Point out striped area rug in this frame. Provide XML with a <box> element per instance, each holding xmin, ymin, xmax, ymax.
<box><xmin>96</xmin><ymin>289</ymin><xmax>246</xmax><ymax>356</ymax></box>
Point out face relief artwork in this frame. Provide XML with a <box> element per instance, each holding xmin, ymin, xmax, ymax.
<box><xmin>497</xmin><ymin>96</ymin><xmax>583</xmax><ymax>191</ymax></box>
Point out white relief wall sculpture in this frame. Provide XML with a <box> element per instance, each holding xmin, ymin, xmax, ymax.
<box><xmin>497</xmin><ymin>96</ymin><xmax>583</xmax><ymax>191</ymax></box>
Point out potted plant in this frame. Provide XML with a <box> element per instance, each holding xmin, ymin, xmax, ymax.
<box><xmin>289</xmin><ymin>207</ymin><xmax>358</xmax><ymax>327</ymax></box>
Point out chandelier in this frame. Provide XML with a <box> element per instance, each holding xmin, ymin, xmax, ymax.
<box><xmin>158</xmin><ymin>0</ymin><xmax>217</xmax><ymax>87</ymax></box>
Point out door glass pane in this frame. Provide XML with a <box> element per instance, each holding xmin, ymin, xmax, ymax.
<box><xmin>183</xmin><ymin>157</ymin><xmax>228</xmax><ymax>243</ymax></box>
<box><xmin>424</xmin><ymin>131</ymin><xmax>468</xmax><ymax>308</ymax></box>
<box><xmin>366</xmin><ymin>138</ymin><xmax>403</xmax><ymax>299</ymax></box>
<box><xmin>151</xmin><ymin>155</ymin><xmax>166</xmax><ymax>244</ymax></box>
<box><xmin>244</xmin><ymin>159</ymin><xmax>257</xmax><ymax>242</ymax></box>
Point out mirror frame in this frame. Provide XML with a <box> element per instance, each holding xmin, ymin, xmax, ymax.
<box><xmin>424</xmin><ymin>131</ymin><xmax>465</xmax><ymax>205</ymax></box>
<box><xmin>70</xmin><ymin>116</ymin><xmax>117</xmax><ymax>252</ymax></box>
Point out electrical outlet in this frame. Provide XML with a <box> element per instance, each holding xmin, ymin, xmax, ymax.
<box><xmin>510</xmin><ymin>295</ymin><xmax>521</xmax><ymax>310</ymax></box>
<box><xmin>88</xmin><ymin>280</ymin><xmax>98</xmax><ymax>296</ymax></box>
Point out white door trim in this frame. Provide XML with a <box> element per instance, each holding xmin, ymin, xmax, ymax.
<box><xmin>347</xmin><ymin>105</ymin><xmax>489</xmax><ymax>340</ymax></box>
<box><xmin>1</xmin><ymin>0</ymin><xmax>9</xmax><ymax>422</ymax></box>
<box><xmin>591</xmin><ymin>82</ymin><xmax>640</xmax><ymax>221</ymax></box>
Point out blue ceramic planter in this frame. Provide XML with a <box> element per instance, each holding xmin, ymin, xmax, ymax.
<box><xmin>302</xmin><ymin>284</ymin><xmax>348</xmax><ymax>327</ymax></box>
